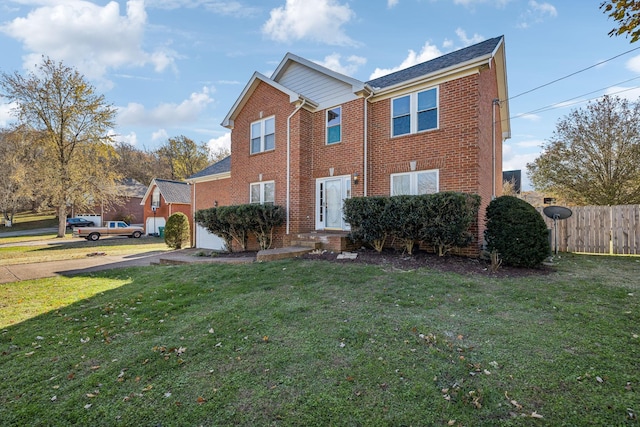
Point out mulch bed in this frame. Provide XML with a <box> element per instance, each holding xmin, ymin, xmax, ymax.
<box><xmin>298</xmin><ymin>247</ymin><xmax>553</xmax><ymax>278</ymax></box>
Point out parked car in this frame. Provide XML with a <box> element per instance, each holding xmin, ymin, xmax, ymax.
<box><xmin>72</xmin><ymin>221</ymin><xmax>144</xmax><ymax>241</ymax></box>
<box><xmin>66</xmin><ymin>218</ymin><xmax>95</xmax><ymax>229</ymax></box>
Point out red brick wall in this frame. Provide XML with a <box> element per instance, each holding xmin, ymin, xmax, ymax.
<box><xmin>141</xmin><ymin>185</ymin><xmax>192</xmax><ymax>238</ymax></box>
<box><xmin>193</xmin><ymin>178</ymin><xmax>231</xmax><ymax>211</ymax></box>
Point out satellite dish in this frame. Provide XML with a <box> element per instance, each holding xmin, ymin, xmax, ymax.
<box><xmin>543</xmin><ymin>205</ymin><xmax>572</xmax><ymax>220</ymax></box>
<box><xmin>542</xmin><ymin>205</ymin><xmax>572</xmax><ymax>255</ymax></box>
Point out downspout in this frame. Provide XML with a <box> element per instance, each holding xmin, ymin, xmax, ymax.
<box><xmin>286</xmin><ymin>98</ymin><xmax>307</xmax><ymax>235</ymax></box>
<box><xmin>492</xmin><ymin>98</ymin><xmax>500</xmax><ymax>200</ymax></box>
<box><xmin>363</xmin><ymin>89</ymin><xmax>374</xmax><ymax>197</ymax></box>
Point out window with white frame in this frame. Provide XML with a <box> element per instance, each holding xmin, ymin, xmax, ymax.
<box><xmin>151</xmin><ymin>187</ymin><xmax>161</xmax><ymax>208</ymax></box>
<box><xmin>390</xmin><ymin>170</ymin><xmax>439</xmax><ymax>196</ymax></box>
<box><xmin>250</xmin><ymin>181</ymin><xmax>275</xmax><ymax>204</ymax></box>
<box><xmin>326</xmin><ymin>106</ymin><xmax>342</xmax><ymax>144</ymax></box>
<box><xmin>250</xmin><ymin>117</ymin><xmax>275</xmax><ymax>154</ymax></box>
<box><xmin>392</xmin><ymin>87</ymin><xmax>438</xmax><ymax>137</ymax></box>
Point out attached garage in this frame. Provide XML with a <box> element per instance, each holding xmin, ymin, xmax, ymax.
<box><xmin>195</xmin><ymin>225</ymin><xmax>226</xmax><ymax>251</ymax></box>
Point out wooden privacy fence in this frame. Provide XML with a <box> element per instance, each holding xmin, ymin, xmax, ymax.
<box><xmin>537</xmin><ymin>205</ymin><xmax>640</xmax><ymax>255</ymax></box>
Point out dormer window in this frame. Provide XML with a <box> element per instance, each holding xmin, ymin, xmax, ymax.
<box><xmin>326</xmin><ymin>106</ymin><xmax>342</xmax><ymax>144</ymax></box>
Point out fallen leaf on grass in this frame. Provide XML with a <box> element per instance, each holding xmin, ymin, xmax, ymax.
<box><xmin>197</xmin><ymin>396</ymin><xmax>206</xmax><ymax>404</ymax></box>
<box><xmin>51</xmin><ymin>396</ymin><xmax>57</xmax><ymax>402</ymax></box>
<box><xmin>84</xmin><ymin>404</ymin><xmax>92</xmax><ymax>409</ymax></box>
<box><xmin>530</xmin><ymin>412</ymin><xmax>544</xmax><ymax>419</ymax></box>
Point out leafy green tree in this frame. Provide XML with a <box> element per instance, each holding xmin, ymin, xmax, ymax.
<box><xmin>113</xmin><ymin>142</ymin><xmax>171</xmax><ymax>186</ymax></box>
<box><xmin>601</xmin><ymin>0</ymin><xmax>640</xmax><ymax>42</ymax></box>
<box><xmin>527</xmin><ymin>96</ymin><xmax>640</xmax><ymax>205</ymax></box>
<box><xmin>164</xmin><ymin>212</ymin><xmax>191</xmax><ymax>249</ymax></box>
<box><xmin>156</xmin><ymin>135</ymin><xmax>210</xmax><ymax>180</ymax></box>
<box><xmin>0</xmin><ymin>57</ymin><xmax>119</xmax><ymax>237</ymax></box>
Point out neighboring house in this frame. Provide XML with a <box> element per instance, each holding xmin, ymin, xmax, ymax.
<box><xmin>186</xmin><ymin>156</ymin><xmax>231</xmax><ymax>250</ymax></box>
<box><xmin>70</xmin><ymin>178</ymin><xmax>146</xmax><ymax>226</ymax></box>
<box><xmin>192</xmin><ymin>36</ymin><xmax>510</xmax><ymax>255</ymax></box>
<box><xmin>141</xmin><ymin>178</ymin><xmax>192</xmax><ymax>236</ymax></box>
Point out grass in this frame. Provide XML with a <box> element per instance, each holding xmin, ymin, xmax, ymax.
<box><xmin>0</xmin><ymin>236</ymin><xmax>169</xmax><ymax>266</ymax></box>
<box><xmin>0</xmin><ymin>253</ymin><xmax>638</xmax><ymax>426</ymax></box>
<box><xmin>0</xmin><ymin>211</ymin><xmax>57</xmax><ymax>232</ymax></box>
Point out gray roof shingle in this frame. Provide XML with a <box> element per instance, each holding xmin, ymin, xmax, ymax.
<box><xmin>188</xmin><ymin>155</ymin><xmax>231</xmax><ymax>180</ymax></box>
<box><xmin>366</xmin><ymin>36</ymin><xmax>503</xmax><ymax>89</ymax></box>
<box><xmin>155</xmin><ymin>179</ymin><xmax>191</xmax><ymax>204</ymax></box>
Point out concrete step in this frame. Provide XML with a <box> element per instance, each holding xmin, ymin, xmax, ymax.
<box><xmin>257</xmin><ymin>246</ymin><xmax>313</xmax><ymax>262</ymax></box>
<box><xmin>290</xmin><ymin>239</ymin><xmax>322</xmax><ymax>249</ymax></box>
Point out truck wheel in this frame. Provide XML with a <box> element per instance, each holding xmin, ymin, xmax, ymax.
<box><xmin>88</xmin><ymin>233</ymin><xmax>100</xmax><ymax>241</ymax></box>
<box><xmin>132</xmin><ymin>231</ymin><xmax>142</xmax><ymax>238</ymax></box>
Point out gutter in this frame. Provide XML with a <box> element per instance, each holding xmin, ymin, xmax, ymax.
<box><xmin>363</xmin><ymin>86</ymin><xmax>374</xmax><ymax>196</ymax></box>
<box><xmin>286</xmin><ymin>97</ymin><xmax>307</xmax><ymax>235</ymax></box>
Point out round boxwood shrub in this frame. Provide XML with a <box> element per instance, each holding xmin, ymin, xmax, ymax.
<box><xmin>484</xmin><ymin>196</ymin><xmax>550</xmax><ymax>267</ymax></box>
<box><xmin>164</xmin><ymin>212</ymin><xmax>191</xmax><ymax>249</ymax></box>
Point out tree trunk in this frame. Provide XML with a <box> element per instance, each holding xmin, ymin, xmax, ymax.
<box><xmin>57</xmin><ymin>205</ymin><xmax>67</xmax><ymax>238</ymax></box>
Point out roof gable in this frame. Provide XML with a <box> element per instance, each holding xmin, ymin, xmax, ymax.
<box><xmin>141</xmin><ymin>178</ymin><xmax>191</xmax><ymax>205</ymax></box>
<box><xmin>188</xmin><ymin>155</ymin><xmax>231</xmax><ymax>181</ymax></box>
<box><xmin>367</xmin><ymin>36</ymin><xmax>504</xmax><ymax>90</ymax></box>
<box><xmin>221</xmin><ymin>72</ymin><xmax>317</xmax><ymax>129</ymax></box>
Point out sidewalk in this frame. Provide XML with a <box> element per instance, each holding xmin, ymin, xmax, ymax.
<box><xmin>0</xmin><ymin>249</ymin><xmax>255</xmax><ymax>284</ymax></box>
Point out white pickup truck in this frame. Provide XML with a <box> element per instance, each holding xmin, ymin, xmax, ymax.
<box><xmin>72</xmin><ymin>221</ymin><xmax>144</xmax><ymax>241</ymax></box>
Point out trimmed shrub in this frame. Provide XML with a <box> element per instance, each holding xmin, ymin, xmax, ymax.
<box><xmin>388</xmin><ymin>195</ymin><xmax>424</xmax><ymax>255</ymax></box>
<box><xmin>217</xmin><ymin>205</ymin><xmax>252</xmax><ymax>251</ymax></box>
<box><xmin>244</xmin><ymin>204</ymin><xmax>285</xmax><ymax>250</ymax></box>
<box><xmin>194</xmin><ymin>208</ymin><xmax>233</xmax><ymax>252</ymax></box>
<box><xmin>484</xmin><ymin>196</ymin><xmax>550</xmax><ymax>267</ymax></box>
<box><xmin>419</xmin><ymin>192</ymin><xmax>481</xmax><ymax>256</ymax></box>
<box><xmin>164</xmin><ymin>212</ymin><xmax>190</xmax><ymax>249</ymax></box>
<box><xmin>344</xmin><ymin>197</ymin><xmax>392</xmax><ymax>252</ymax></box>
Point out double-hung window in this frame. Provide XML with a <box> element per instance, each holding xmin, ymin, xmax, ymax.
<box><xmin>390</xmin><ymin>170</ymin><xmax>439</xmax><ymax>196</ymax></box>
<box><xmin>151</xmin><ymin>187</ymin><xmax>161</xmax><ymax>208</ymax></box>
<box><xmin>326</xmin><ymin>106</ymin><xmax>342</xmax><ymax>144</ymax></box>
<box><xmin>250</xmin><ymin>181</ymin><xmax>275</xmax><ymax>204</ymax></box>
<box><xmin>392</xmin><ymin>87</ymin><xmax>438</xmax><ymax>137</ymax></box>
<box><xmin>251</xmin><ymin>117</ymin><xmax>275</xmax><ymax>154</ymax></box>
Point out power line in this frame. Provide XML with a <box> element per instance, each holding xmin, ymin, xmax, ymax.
<box><xmin>507</xmin><ymin>45</ymin><xmax>640</xmax><ymax>101</ymax></box>
<box><xmin>510</xmin><ymin>75</ymin><xmax>640</xmax><ymax>120</ymax></box>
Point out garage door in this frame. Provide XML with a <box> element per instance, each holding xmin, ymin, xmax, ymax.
<box><xmin>146</xmin><ymin>217</ymin><xmax>166</xmax><ymax>235</ymax></box>
<box><xmin>196</xmin><ymin>224</ymin><xmax>226</xmax><ymax>251</ymax></box>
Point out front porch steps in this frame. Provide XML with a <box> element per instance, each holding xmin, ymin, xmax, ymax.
<box><xmin>257</xmin><ymin>246</ymin><xmax>313</xmax><ymax>262</ymax></box>
<box><xmin>256</xmin><ymin>231</ymin><xmax>357</xmax><ymax>262</ymax></box>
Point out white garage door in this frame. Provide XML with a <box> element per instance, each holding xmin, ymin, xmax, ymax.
<box><xmin>196</xmin><ymin>224</ymin><xmax>226</xmax><ymax>251</ymax></box>
<box><xmin>146</xmin><ymin>217</ymin><xmax>166</xmax><ymax>235</ymax></box>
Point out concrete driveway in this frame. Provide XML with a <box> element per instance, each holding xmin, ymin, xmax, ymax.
<box><xmin>0</xmin><ymin>229</ymin><xmax>254</xmax><ymax>284</ymax></box>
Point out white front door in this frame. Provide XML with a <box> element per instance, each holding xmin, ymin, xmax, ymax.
<box><xmin>316</xmin><ymin>175</ymin><xmax>351</xmax><ymax>230</ymax></box>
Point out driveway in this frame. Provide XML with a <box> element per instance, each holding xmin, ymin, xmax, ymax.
<box><xmin>0</xmin><ymin>228</ymin><xmax>254</xmax><ymax>284</ymax></box>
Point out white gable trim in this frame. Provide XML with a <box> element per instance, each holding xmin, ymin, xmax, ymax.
<box><xmin>272</xmin><ymin>52</ymin><xmax>366</xmax><ymax>93</ymax></box>
<box><xmin>221</xmin><ymin>72</ymin><xmax>318</xmax><ymax>129</ymax></box>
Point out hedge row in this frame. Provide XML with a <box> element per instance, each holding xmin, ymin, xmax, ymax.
<box><xmin>343</xmin><ymin>192</ymin><xmax>481</xmax><ymax>256</ymax></box>
<box><xmin>194</xmin><ymin>204</ymin><xmax>285</xmax><ymax>251</ymax></box>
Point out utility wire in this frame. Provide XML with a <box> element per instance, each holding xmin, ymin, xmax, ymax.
<box><xmin>507</xmin><ymin>45</ymin><xmax>640</xmax><ymax>101</ymax></box>
<box><xmin>510</xmin><ymin>75</ymin><xmax>640</xmax><ymax>120</ymax></box>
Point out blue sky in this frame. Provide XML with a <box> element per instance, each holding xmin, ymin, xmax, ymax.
<box><xmin>0</xmin><ymin>0</ymin><xmax>638</xmax><ymax>190</ymax></box>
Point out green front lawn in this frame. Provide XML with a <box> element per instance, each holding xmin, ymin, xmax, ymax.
<box><xmin>0</xmin><ymin>254</ymin><xmax>638</xmax><ymax>426</ymax></box>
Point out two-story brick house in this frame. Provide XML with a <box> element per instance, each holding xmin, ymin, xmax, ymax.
<box><xmin>192</xmin><ymin>36</ymin><xmax>509</xmax><ymax>254</ymax></box>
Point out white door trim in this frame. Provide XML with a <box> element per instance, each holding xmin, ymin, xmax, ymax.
<box><xmin>315</xmin><ymin>175</ymin><xmax>352</xmax><ymax>231</ymax></box>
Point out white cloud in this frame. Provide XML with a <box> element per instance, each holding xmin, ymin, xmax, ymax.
<box><xmin>207</xmin><ymin>132</ymin><xmax>231</xmax><ymax>153</ymax></box>
<box><xmin>0</xmin><ymin>101</ymin><xmax>17</xmax><ymax>127</ymax></box>
<box><xmin>517</xmin><ymin>0</ymin><xmax>557</xmax><ymax>29</ymax></box>
<box><xmin>111</xmin><ymin>130</ymin><xmax>139</xmax><ymax>146</ymax></box>
<box><xmin>605</xmin><ymin>85</ymin><xmax>640</xmax><ymax>102</ymax></box>
<box><xmin>117</xmin><ymin>86</ymin><xmax>214</xmax><ymax>127</ymax></box>
<box><xmin>502</xmin><ymin>144</ymin><xmax>542</xmax><ymax>190</ymax></box>
<box><xmin>453</xmin><ymin>0</ymin><xmax>511</xmax><ymax>7</ymax></box>
<box><xmin>315</xmin><ymin>53</ymin><xmax>366</xmax><ymax>76</ymax></box>
<box><xmin>626</xmin><ymin>55</ymin><xmax>640</xmax><ymax>73</ymax></box>
<box><xmin>0</xmin><ymin>0</ymin><xmax>178</xmax><ymax>81</ymax></box>
<box><xmin>369</xmin><ymin>42</ymin><xmax>442</xmax><ymax>80</ymax></box>
<box><xmin>388</xmin><ymin>0</ymin><xmax>399</xmax><ymax>7</ymax></box>
<box><xmin>455</xmin><ymin>28</ymin><xmax>484</xmax><ymax>46</ymax></box>
<box><xmin>262</xmin><ymin>0</ymin><xmax>357</xmax><ymax>46</ymax></box>
<box><xmin>147</xmin><ymin>0</ymin><xmax>260</xmax><ymax>17</ymax></box>
<box><xmin>518</xmin><ymin>113</ymin><xmax>542</xmax><ymax>122</ymax></box>
<box><xmin>151</xmin><ymin>129</ymin><xmax>169</xmax><ymax>142</ymax></box>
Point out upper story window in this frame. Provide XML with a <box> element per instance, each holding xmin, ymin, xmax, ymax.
<box><xmin>250</xmin><ymin>181</ymin><xmax>275</xmax><ymax>204</ymax></box>
<box><xmin>326</xmin><ymin>106</ymin><xmax>342</xmax><ymax>144</ymax></box>
<box><xmin>392</xmin><ymin>87</ymin><xmax>438</xmax><ymax>137</ymax></box>
<box><xmin>390</xmin><ymin>169</ymin><xmax>439</xmax><ymax>196</ymax></box>
<box><xmin>151</xmin><ymin>187</ymin><xmax>161</xmax><ymax>208</ymax></box>
<box><xmin>251</xmin><ymin>117</ymin><xmax>275</xmax><ymax>154</ymax></box>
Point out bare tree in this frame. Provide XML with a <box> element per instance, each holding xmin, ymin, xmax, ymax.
<box><xmin>0</xmin><ymin>57</ymin><xmax>119</xmax><ymax>237</ymax></box>
<box><xmin>156</xmin><ymin>135</ymin><xmax>211</xmax><ymax>180</ymax></box>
